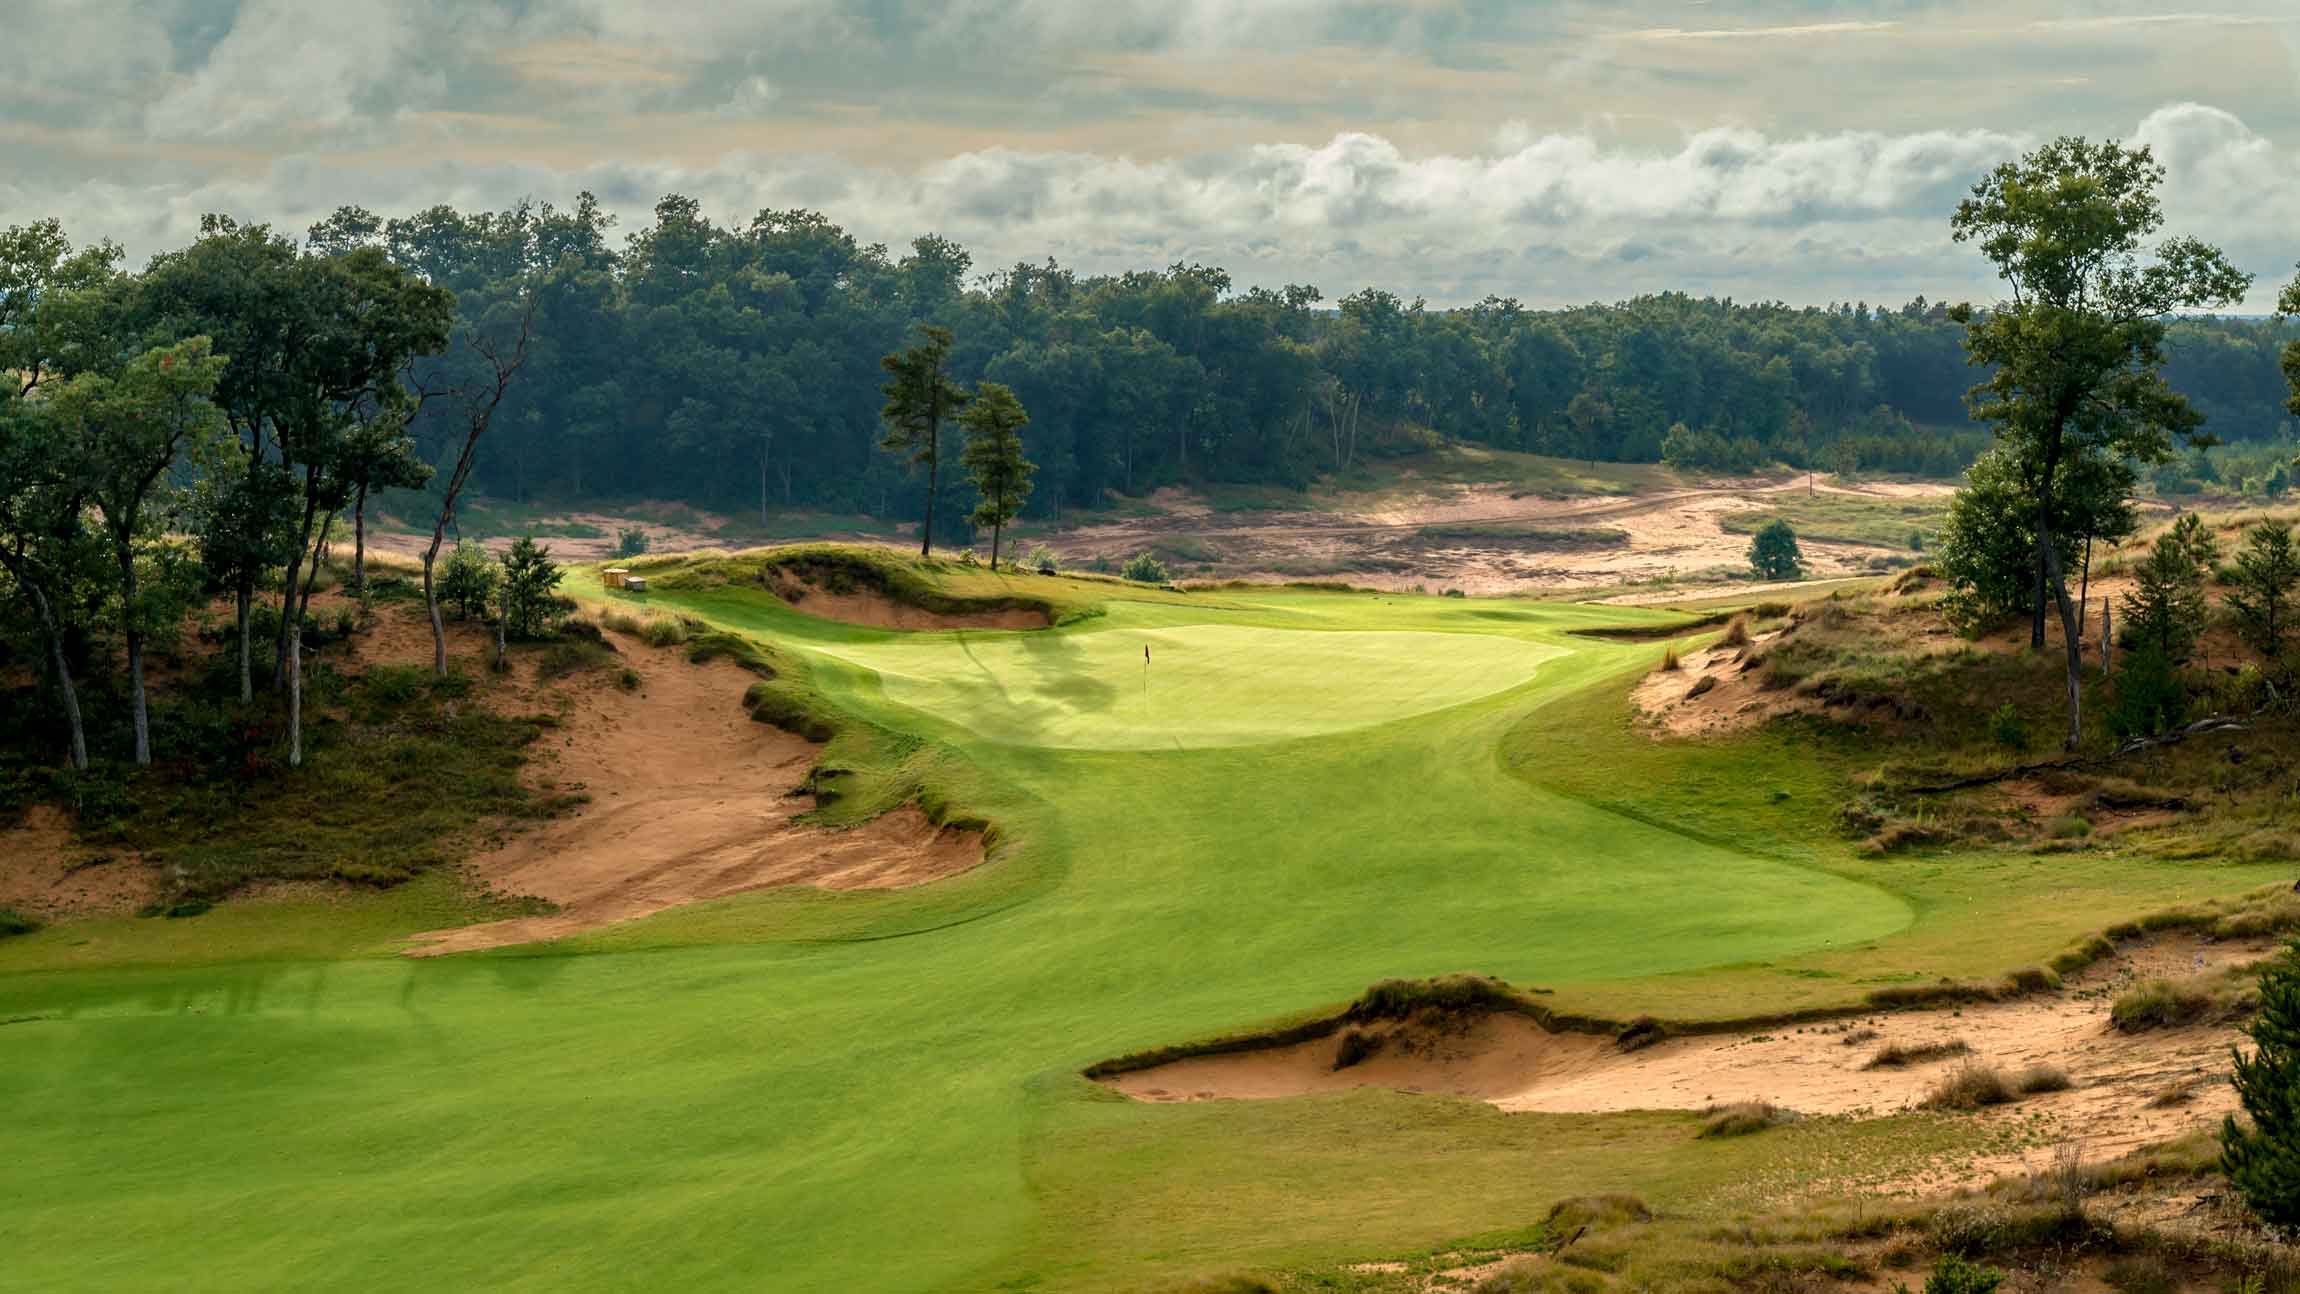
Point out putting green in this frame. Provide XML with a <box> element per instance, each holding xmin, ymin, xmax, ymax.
<box><xmin>813</xmin><ymin>623</ymin><xmax>1561</xmax><ymax>749</ymax></box>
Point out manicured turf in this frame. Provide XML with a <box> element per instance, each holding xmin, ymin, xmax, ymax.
<box><xmin>0</xmin><ymin>569</ymin><xmax>2282</xmax><ymax>1292</ymax></box>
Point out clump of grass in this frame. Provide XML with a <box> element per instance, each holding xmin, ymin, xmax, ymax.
<box><xmin>1544</xmin><ymin>1193</ymin><xmax>1652</xmax><ymax>1232</ymax></box>
<box><xmin>2110</xmin><ymin>977</ymin><xmax>2219</xmax><ymax>1032</ymax></box>
<box><xmin>2147</xmin><ymin>1075</ymin><xmax>2207</xmax><ymax>1107</ymax></box>
<box><xmin>1698</xmin><ymin>1102</ymin><xmax>1801</xmax><ymax>1138</ymax></box>
<box><xmin>638</xmin><ymin>617</ymin><xmax>690</xmax><ymax>648</ymax></box>
<box><xmin>1922</xmin><ymin>1062</ymin><xmax>2017</xmax><ymax>1110</ymax></box>
<box><xmin>1865</xmin><ymin>1038</ymin><xmax>1972</xmax><ymax>1070</ymax></box>
<box><xmin>0</xmin><ymin>906</ymin><xmax>39</xmax><ymax>938</ymax></box>
<box><xmin>597</xmin><ymin>607</ymin><xmax>646</xmax><ymax>636</ymax></box>
<box><xmin>1840</xmin><ymin>1028</ymin><xmax>1881</xmax><ymax>1047</ymax></box>
<box><xmin>615</xmin><ymin>667</ymin><xmax>641</xmax><ymax>692</ymax></box>
<box><xmin>1657</xmin><ymin>645</ymin><xmax>1682</xmax><ymax>672</ymax></box>
<box><xmin>2102</xmin><ymin>1255</ymin><xmax>2178</xmax><ymax>1294</ymax></box>
<box><xmin>1473</xmin><ymin>1259</ymin><xmax>1608</xmax><ymax>1294</ymax></box>
<box><xmin>1926</xmin><ymin>1253</ymin><xmax>2008</xmax><ymax>1294</ymax></box>
<box><xmin>1332</xmin><ymin>1029</ymin><xmax>1382</xmax><ymax>1071</ymax></box>
<box><xmin>1719</xmin><ymin>615</ymin><xmax>1752</xmax><ymax>648</ymax></box>
<box><xmin>2012</xmin><ymin>1064</ymin><xmax>2071</xmax><ymax>1095</ymax></box>
<box><xmin>2046</xmin><ymin>813</ymin><xmax>2093</xmax><ymax>839</ymax></box>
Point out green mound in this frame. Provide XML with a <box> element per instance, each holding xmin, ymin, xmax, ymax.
<box><xmin>812</xmin><ymin>621</ymin><xmax>1559</xmax><ymax>749</ymax></box>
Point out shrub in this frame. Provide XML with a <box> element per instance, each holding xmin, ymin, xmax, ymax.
<box><xmin>1443</xmin><ymin>587</ymin><xmax>1467</xmax><ymax>598</ymax></box>
<box><xmin>2223</xmin><ymin>940</ymin><xmax>2300</xmax><ymax>1232</ymax></box>
<box><xmin>1122</xmin><ymin>552</ymin><xmax>1170</xmax><ymax>584</ymax></box>
<box><xmin>2111</xmin><ymin>978</ymin><xmax>2216</xmax><ymax>1031</ymax></box>
<box><xmin>1748</xmin><ymin>519</ymin><xmax>1804</xmax><ymax>580</ymax></box>
<box><xmin>615</xmin><ymin>527</ymin><xmax>650</xmax><ymax>559</ymax></box>
<box><xmin>1922</xmin><ymin>1063</ymin><xmax>2017</xmax><ymax>1110</ymax></box>
<box><xmin>1864</xmin><ymin>1039</ymin><xmax>1971</xmax><ymax>1069</ymax></box>
<box><xmin>2102</xmin><ymin>1256</ymin><xmax>2178</xmax><ymax>1294</ymax></box>
<box><xmin>2046</xmin><ymin>814</ymin><xmax>2092</xmax><ymax>839</ymax></box>
<box><xmin>1719</xmin><ymin>615</ymin><xmax>1752</xmax><ymax>647</ymax></box>
<box><xmin>639</xmin><ymin>617</ymin><xmax>690</xmax><ymax>648</ymax></box>
<box><xmin>2013</xmin><ymin>1065</ymin><xmax>2071</xmax><ymax>1094</ymax></box>
<box><xmin>1925</xmin><ymin>1253</ymin><xmax>2006</xmax><ymax>1294</ymax></box>
<box><xmin>535</xmin><ymin>640</ymin><xmax>615</xmax><ymax>681</ymax></box>
<box><xmin>1988</xmin><ymin>702</ymin><xmax>2027</xmax><ymax>749</ymax></box>
<box><xmin>0</xmin><ymin>907</ymin><xmax>38</xmax><ymax>938</ymax></box>
<box><xmin>438</xmin><ymin>539</ymin><xmax>499</xmax><ymax>621</ymax></box>
<box><xmin>1698</xmin><ymin>1102</ymin><xmax>1800</xmax><ymax>1137</ymax></box>
<box><xmin>500</xmin><ymin>536</ymin><xmax>565</xmax><ymax>640</ymax></box>
<box><xmin>616</xmin><ymin>667</ymin><xmax>641</xmax><ymax>691</ymax></box>
<box><xmin>1025</xmin><ymin>543</ymin><xmax>1058</xmax><ymax>575</ymax></box>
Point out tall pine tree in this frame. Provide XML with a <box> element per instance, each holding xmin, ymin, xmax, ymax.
<box><xmin>2223</xmin><ymin>942</ymin><xmax>2300</xmax><ymax>1232</ymax></box>
<box><xmin>959</xmin><ymin>382</ymin><xmax>1035</xmax><ymax>571</ymax></box>
<box><xmin>879</xmin><ymin>325</ymin><xmax>969</xmax><ymax>558</ymax></box>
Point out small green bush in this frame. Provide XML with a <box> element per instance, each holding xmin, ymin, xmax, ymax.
<box><xmin>0</xmin><ymin>907</ymin><xmax>39</xmax><ymax>938</ymax></box>
<box><xmin>1925</xmin><ymin>1253</ymin><xmax>2006</xmax><ymax>1294</ymax></box>
<box><xmin>1025</xmin><ymin>544</ymin><xmax>1058</xmax><ymax>575</ymax></box>
<box><xmin>1988</xmin><ymin>702</ymin><xmax>2027</xmax><ymax>749</ymax></box>
<box><xmin>1122</xmin><ymin>552</ymin><xmax>1170</xmax><ymax>584</ymax></box>
<box><xmin>615</xmin><ymin>527</ymin><xmax>650</xmax><ymax>559</ymax></box>
<box><xmin>639</xmin><ymin>617</ymin><xmax>690</xmax><ymax>648</ymax></box>
<box><xmin>438</xmin><ymin>539</ymin><xmax>499</xmax><ymax>621</ymax></box>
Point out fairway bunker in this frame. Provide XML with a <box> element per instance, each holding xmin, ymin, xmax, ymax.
<box><xmin>1099</xmin><ymin>934</ymin><xmax>2275</xmax><ymax>1170</ymax></box>
<box><xmin>405</xmin><ymin>627</ymin><xmax>986</xmax><ymax>956</ymax></box>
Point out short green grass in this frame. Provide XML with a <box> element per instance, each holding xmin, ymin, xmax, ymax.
<box><xmin>0</xmin><ymin>551</ymin><xmax>2280</xmax><ymax>1293</ymax></box>
<box><xmin>1720</xmin><ymin>492</ymin><xmax>1949</xmax><ymax>550</ymax></box>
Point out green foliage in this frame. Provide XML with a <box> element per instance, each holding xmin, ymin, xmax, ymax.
<box><xmin>615</xmin><ymin>527</ymin><xmax>650</xmax><ymax>559</ymax></box>
<box><xmin>1025</xmin><ymin>543</ymin><xmax>1058</xmax><ymax>576</ymax></box>
<box><xmin>1925</xmin><ymin>1253</ymin><xmax>2006</xmax><ymax>1294</ymax></box>
<box><xmin>498</xmin><ymin>536</ymin><xmax>564</xmax><ymax>640</ymax></box>
<box><xmin>1987</xmin><ymin>703</ymin><xmax>2027</xmax><ymax>749</ymax></box>
<box><xmin>2110</xmin><ymin>641</ymin><xmax>2188</xmax><ymax>739</ymax></box>
<box><xmin>2227</xmin><ymin>519</ymin><xmax>2299</xmax><ymax>673</ymax></box>
<box><xmin>437</xmin><ymin>539</ymin><xmax>498</xmax><ymax>621</ymax></box>
<box><xmin>1747</xmin><ymin>519</ymin><xmax>1803</xmax><ymax>580</ymax></box>
<box><xmin>1122</xmin><ymin>552</ymin><xmax>1171</xmax><ymax>584</ymax></box>
<box><xmin>2123</xmin><ymin>529</ymin><xmax>2211</xmax><ymax>667</ymax></box>
<box><xmin>958</xmin><ymin>381</ymin><xmax>1036</xmax><ymax>568</ymax></box>
<box><xmin>879</xmin><ymin>324</ymin><xmax>969</xmax><ymax>555</ymax></box>
<box><xmin>2223</xmin><ymin>940</ymin><xmax>2300</xmax><ymax>1232</ymax></box>
<box><xmin>0</xmin><ymin>907</ymin><xmax>39</xmax><ymax>938</ymax></box>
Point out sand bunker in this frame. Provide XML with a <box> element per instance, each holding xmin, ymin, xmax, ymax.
<box><xmin>1103</xmin><ymin>935</ymin><xmax>2274</xmax><ymax>1166</ymax></box>
<box><xmin>769</xmin><ymin>570</ymin><xmax>1048</xmax><ymax>632</ymax></box>
<box><xmin>406</xmin><ymin>629</ymin><xmax>983</xmax><ymax>955</ymax></box>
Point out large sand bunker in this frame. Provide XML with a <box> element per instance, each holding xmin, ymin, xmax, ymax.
<box><xmin>406</xmin><ymin>630</ymin><xmax>983</xmax><ymax>955</ymax></box>
<box><xmin>1103</xmin><ymin>935</ymin><xmax>2275</xmax><ymax>1168</ymax></box>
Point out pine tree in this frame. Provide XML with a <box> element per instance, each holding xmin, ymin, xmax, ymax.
<box><xmin>2222</xmin><ymin>942</ymin><xmax>2300</xmax><ymax>1233</ymax></box>
<box><xmin>2121</xmin><ymin>530</ymin><xmax>2208</xmax><ymax>666</ymax></box>
<box><xmin>499</xmin><ymin>536</ymin><xmax>563</xmax><ymax>640</ymax></box>
<box><xmin>2226</xmin><ymin>519</ymin><xmax>2298</xmax><ymax>675</ymax></box>
<box><xmin>878</xmin><ymin>325</ymin><xmax>969</xmax><ymax>558</ymax></box>
<box><xmin>958</xmin><ymin>382</ymin><xmax>1036</xmax><ymax>571</ymax></box>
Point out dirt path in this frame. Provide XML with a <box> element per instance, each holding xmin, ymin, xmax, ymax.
<box><xmin>1103</xmin><ymin>935</ymin><xmax>2272</xmax><ymax>1180</ymax></box>
<box><xmin>404</xmin><ymin>628</ymin><xmax>983</xmax><ymax>955</ymax></box>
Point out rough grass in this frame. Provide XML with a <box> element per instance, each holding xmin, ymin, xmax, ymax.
<box><xmin>1866</xmin><ymin>1039</ymin><xmax>1973</xmax><ymax>1069</ymax></box>
<box><xmin>1921</xmin><ymin>1063</ymin><xmax>2018</xmax><ymax>1110</ymax></box>
<box><xmin>0</xmin><ymin>907</ymin><xmax>38</xmax><ymax>938</ymax></box>
<box><xmin>1415</xmin><ymin>522</ymin><xmax>1629</xmax><ymax>547</ymax></box>
<box><xmin>2109</xmin><ymin>971</ymin><xmax>2260</xmax><ymax>1031</ymax></box>
<box><xmin>1697</xmin><ymin>1102</ymin><xmax>1801</xmax><ymax>1138</ymax></box>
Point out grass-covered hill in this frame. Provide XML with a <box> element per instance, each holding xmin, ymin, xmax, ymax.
<box><xmin>2</xmin><ymin>542</ymin><xmax>2295</xmax><ymax>1292</ymax></box>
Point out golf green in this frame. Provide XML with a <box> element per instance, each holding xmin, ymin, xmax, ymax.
<box><xmin>813</xmin><ymin>622</ymin><xmax>1561</xmax><ymax>749</ymax></box>
<box><xmin>1</xmin><ymin>577</ymin><xmax>2271</xmax><ymax>1292</ymax></box>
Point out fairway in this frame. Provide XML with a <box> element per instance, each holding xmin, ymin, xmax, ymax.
<box><xmin>1</xmin><ymin>576</ymin><xmax>2282</xmax><ymax>1293</ymax></box>
<box><xmin>814</xmin><ymin>622</ymin><xmax>1561</xmax><ymax>749</ymax></box>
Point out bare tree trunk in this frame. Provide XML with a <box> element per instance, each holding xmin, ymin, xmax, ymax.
<box><xmin>990</xmin><ymin>520</ymin><xmax>1002</xmax><ymax>572</ymax></box>
<box><xmin>422</xmin><ymin>549</ymin><xmax>449</xmax><ymax>674</ymax></box>
<box><xmin>2076</xmin><ymin>535</ymin><xmax>2092</xmax><ymax>635</ymax></box>
<box><xmin>236</xmin><ymin>575</ymin><xmax>254</xmax><ymax>703</ymax></box>
<box><xmin>423</xmin><ymin>288</ymin><xmax>537</xmax><ymax>673</ymax></box>
<box><xmin>119</xmin><ymin>551</ymin><xmax>150</xmax><ymax>767</ymax></box>
<box><xmin>352</xmin><ymin>482</ymin><xmax>368</xmax><ymax>601</ymax></box>
<box><xmin>2100</xmin><ymin>598</ymin><xmax>2113</xmax><ymax>679</ymax></box>
<box><xmin>759</xmin><ymin>431</ymin><xmax>771</xmax><ymax>527</ymax></box>
<box><xmin>921</xmin><ymin>442</ymin><xmax>937</xmax><ymax>559</ymax></box>
<box><xmin>274</xmin><ymin>466</ymin><xmax>321</xmax><ymax>691</ymax></box>
<box><xmin>2039</xmin><ymin>520</ymin><xmax>2084</xmax><ymax>750</ymax></box>
<box><xmin>288</xmin><ymin>622</ymin><xmax>302</xmax><ymax>769</ymax></box>
<box><xmin>25</xmin><ymin>583</ymin><xmax>87</xmax><ymax>772</ymax></box>
<box><xmin>2030</xmin><ymin>541</ymin><xmax>2048</xmax><ymax>651</ymax></box>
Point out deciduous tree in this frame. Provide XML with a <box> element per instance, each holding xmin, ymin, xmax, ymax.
<box><xmin>1949</xmin><ymin>137</ymin><xmax>2249</xmax><ymax>748</ymax></box>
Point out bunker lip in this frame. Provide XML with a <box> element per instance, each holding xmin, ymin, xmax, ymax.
<box><xmin>1089</xmin><ymin>929</ymin><xmax>2283</xmax><ymax>1169</ymax></box>
<box><xmin>767</xmin><ymin>568</ymin><xmax>1050</xmax><ymax>632</ymax></box>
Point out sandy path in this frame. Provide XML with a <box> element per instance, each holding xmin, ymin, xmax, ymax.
<box><xmin>404</xmin><ymin>629</ymin><xmax>983</xmax><ymax>955</ymax></box>
<box><xmin>1104</xmin><ymin>935</ymin><xmax>2273</xmax><ymax>1172</ymax></box>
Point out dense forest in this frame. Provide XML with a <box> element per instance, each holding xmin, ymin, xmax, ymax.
<box><xmin>284</xmin><ymin>194</ymin><xmax>2294</xmax><ymax>530</ymax></box>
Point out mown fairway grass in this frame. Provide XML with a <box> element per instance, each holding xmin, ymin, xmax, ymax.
<box><xmin>0</xmin><ymin>565</ymin><xmax>2283</xmax><ymax>1292</ymax></box>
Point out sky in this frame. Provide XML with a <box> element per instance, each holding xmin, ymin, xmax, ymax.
<box><xmin>5</xmin><ymin>0</ymin><xmax>2299</xmax><ymax>309</ymax></box>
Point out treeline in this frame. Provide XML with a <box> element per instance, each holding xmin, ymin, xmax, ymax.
<box><xmin>274</xmin><ymin>194</ymin><xmax>2288</xmax><ymax>528</ymax></box>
